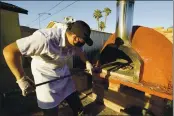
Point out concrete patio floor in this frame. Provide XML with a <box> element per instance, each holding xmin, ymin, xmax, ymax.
<box><xmin>0</xmin><ymin>92</ymin><xmax>126</xmax><ymax>116</ymax></box>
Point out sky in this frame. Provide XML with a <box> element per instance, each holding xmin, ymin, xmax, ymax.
<box><xmin>3</xmin><ymin>1</ymin><xmax>173</xmax><ymax>33</ymax></box>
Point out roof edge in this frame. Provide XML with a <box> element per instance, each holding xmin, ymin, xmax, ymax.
<box><xmin>0</xmin><ymin>1</ymin><xmax>28</xmax><ymax>14</ymax></box>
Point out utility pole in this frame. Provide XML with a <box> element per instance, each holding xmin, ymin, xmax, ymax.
<box><xmin>38</xmin><ymin>12</ymin><xmax>51</xmax><ymax>29</ymax></box>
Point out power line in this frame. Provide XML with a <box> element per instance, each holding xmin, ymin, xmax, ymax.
<box><xmin>27</xmin><ymin>1</ymin><xmax>64</xmax><ymax>26</ymax></box>
<box><xmin>47</xmin><ymin>0</ymin><xmax>64</xmax><ymax>12</ymax></box>
<box><xmin>40</xmin><ymin>1</ymin><xmax>78</xmax><ymax>23</ymax></box>
<box><xmin>26</xmin><ymin>16</ymin><xmax>40</xmax><ymax>26</ymax></box>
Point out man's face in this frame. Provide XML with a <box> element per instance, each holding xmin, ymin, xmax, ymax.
<box><xmin>72</xmin><ymin>34</ymin><xmax>85</xmax><ymax>47</ymax></box>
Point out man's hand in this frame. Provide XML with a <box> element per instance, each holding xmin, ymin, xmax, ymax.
<box><xmin>92</xmin><ymin>66</ymin><xmax>102</xmax><ymax>73</ymax></box>
<box><xmin>16</xmin><ymin>76</ymin><xmax>35</xmax><ymax>96</ymax></box>
<box><xmin>86</xmin><ymin>61</ymin><xmax>93</xmax><ymax>75</ymax></box>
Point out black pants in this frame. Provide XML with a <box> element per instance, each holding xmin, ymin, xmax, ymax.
<box><xmin>42</xmin><ymin>91</ymin><xmax>84</xmax><ymax>116</ymax></box>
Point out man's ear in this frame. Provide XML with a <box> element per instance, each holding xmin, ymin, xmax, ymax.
<box><xmin>72</xmin><ymin>34</ymin><xmax>78</xmax><ymax>42</ymax></box>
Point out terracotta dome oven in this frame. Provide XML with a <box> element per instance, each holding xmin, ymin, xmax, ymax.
<box><xmin>95</xmin><ymin>0</ymin><xmax>172</xmax><ymax>100</ymax></box>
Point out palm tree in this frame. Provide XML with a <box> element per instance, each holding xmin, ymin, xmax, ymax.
<box><xmin>103</xmin><ymin>7</ymin><xmax>111</xmax><ymax>28</ymax></box>
<box><xmin>99</xmin><ymin>21</ymin><xmax>106</xmax><ymax>31</ymax></box>
<box><xmin>93</xmin><ymin>9</ymin><xmax>102</xmax><ymax>30</ymax></box>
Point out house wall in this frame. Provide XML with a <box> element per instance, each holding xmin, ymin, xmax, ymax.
<box><xmin>0</xmin><ymin>9</ymin><xmax>22</xmax><ymax>93</ymax></box>
<box><xmin>0</xmin><ymin>9</ymin><xmax>21</xmax><ymax>67</ymax></box>
<box><xmin>20</xmin><ymin>26</ymin><xmax>37</xmax><ymax>38</ymax></box>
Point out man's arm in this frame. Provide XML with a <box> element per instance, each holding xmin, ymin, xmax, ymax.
<box><xmin>3</xmin><ymin>42</ymin><xmax>25</xmax><ymax>80</ymax></box>
<box><xmin>3</xmin><ymin>42</ymin><xmax>35</xmax><ymax>96</ymax></box>
<box><xmin>3</xmin><ymin>31</ymin><xmax>46</xmax><ymax>96</ymax></box>
<box><xmin>75</xmin><ymin>47</ymin><xmax>93</xmax><ymax>74</ymax></box>
<box><xmin>3</xmin><ymin>31</ymin><xmax>46</xmax><ymax>80</ymax></box>
<box><xmin>75</xmin><ymin>47</ymin><xmax>88</xmax><ymax>63</ymax></box>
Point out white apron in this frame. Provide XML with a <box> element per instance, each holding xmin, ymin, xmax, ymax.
<box><xmin>16</xmin><ymin>23</ymin><xmax>76</xmax><ymax>109</ymax></box>
<box><xmin>31</xmin><ymin>60</ymin><xmax>76</xmax><ymax>109</ymax></box>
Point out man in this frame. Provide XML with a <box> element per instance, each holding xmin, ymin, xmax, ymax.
<box><xmin>3</xmin><ymin>20</ymin><xmax>94</xmax><ymax>116</ymax></box>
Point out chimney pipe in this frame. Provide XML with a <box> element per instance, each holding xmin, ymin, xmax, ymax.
<box><xmin>115</xmin><ymin>0</ymin><xmax>135</xmax><ymax>46</ymax></box>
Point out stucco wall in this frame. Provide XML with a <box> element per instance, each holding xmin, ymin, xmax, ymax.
<box><xmin>0</xmin><ymin>9</ymin><xmax>22</xmax><ymax>93</ymax></box>
<box><xmin>0</xmin><ymin>9</ymin><xmax>21</xmax><ymax>67</ymax></box>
